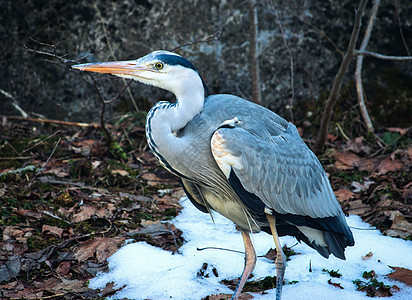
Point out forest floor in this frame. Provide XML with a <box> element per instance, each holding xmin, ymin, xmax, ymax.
<box><xmin>0</xmin><ymin>114</ymin><xmax>411</xmax><ymax>299</ymax></box>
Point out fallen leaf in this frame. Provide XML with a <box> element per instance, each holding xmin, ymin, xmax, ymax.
<box><xmin>406</xmin><ymin>147</ymin><xmax>412</xmax><ymax>160</ymax></box>
<box><xmin>141</xmin><ymin>172</ymin><xmax>162</xmax><ymax>186</ymax></box>
<box><xmin>328</xmin><ymin>279</ymin><xmax>344</xmax><ymax>289</ymax></box>
<box><xmin>387</xmin><ymin>127</ymin><xmax>409</xmax><ymax>135</ymax></box>
<box><xmin>344</xmin><ymin>136</ymin><xmax>371</xmax><ymax>154</ymax></box>
<box><xmin>14</xmin><ymin>209</ymin><xmax>42</xmax><ymax>219</ymax></box>
<box><xmin>44</xmin><ymin>167</ymin><xmax>70</xmax><ymax>177</ymax></box>
<box><xmin>71</xmin><ymin>205</ymin><xmax>99</xmax><ymax>223</ymax></box>
<box><xmin>111</xmin><ymin>169</ymin><xmax>129</xmax><ymax>176</ymax></box>
<box><xmin>56</xmin><ymin>261</ymin><xmax>71</xmax><ymax>276</ymax></box>
<box><xmin>52</xmin><ymin>278</ymin><xmax>88</xmax><ymax>293</ymax></box>
<box><xmin>334</xmin><ymin>188</ymin><xmax>355</xmax><ymax>202</ymax></box>
<box><xmin>74</xmin><ymin>237</ymin><xmax>125</xmax><ymax>263</ymax></box>
<box><xmin>327</xmin><ymin>134</ymin><xmax>338</xmax><ymax>142</ymax></box>
<box><xmin>204</xmin><ymin>293</ymin><xmax>253</xmax><ymax>300</ymax></box>
<box><xmin>42</xmin><ymin>225</ymin><xmax>64</xmax><ymax>238</ymax></box>
<box><xmin>361</xmin><ymin>251</ymin><xmax>373</xmax><ymax>260</ymax></box>
<box><xmin>348</xmin><ymin>199</ymin><xmax>370</xmax><ymax>215</ymax></box>
<box><xmin>334</xmin><ymin>152</ymin><xmax>362</xmax><ymax>170</ymax></box>
<box><xmin>384</xmin><ymin>211</ymin><xmax>412</xmax><ymax>239</ymax></box>
<box><xmin>387</xmin><ymin>267</ymin><xmax>412</xmax><ymax>286</ymax></box>
<box><xmin>92</xmin><ymin>160</ymin><xmax>102</xmax><ymax>169</ymax></box>
<box><xmin>3</xmin><ymin>226</ymin><xmax>24</xmax><ymax>241</ymax></box>
<box><xmin>376</xmin><ymin>156</ymin><xmax>404</xmax><ymax>175</ymax></box>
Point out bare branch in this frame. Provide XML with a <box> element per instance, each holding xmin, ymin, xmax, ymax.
<box><xmin>356</xmin><ymin>0</ymin><xmax>380</xmax><ymax>134</ymax></box>
<box><xmin>249</xmin><ymin>0</ymin><xmax>262</xmax><ymax>105</ymax></box>
<box><xmin>314</xmin><ymin>0</ymin><xmax>368</xmax><ymax>153</ymax></box>
<box><xmin>393</xmin><ymin>0</ymin><xmax>411</xmax><ymax>56</ymax></box>
<box><xmin>169</xmin><ymin>30</ymin><xmax>223</xmax><ymax>52</ymax></box>
<box><xmin>0</xmin><ymin>89</ymin><xmax>28</xmax><ymax>117</ymax></box>
<box><xmin>24</xmin><ymin>37</ymin><xmax>131</xmax><ymax>148</ymax></box>
<box><xmin>271</xmin><ymin>3</ymin><xmax>295</xmax><ymax>121</ymax></box>
<box><xmin>23</xmin><ymin>137</ymin><xmax>61</xmax><ymax>193</ymax></box>
<box><xmin>93</xmin><ymin>3</ymin><xmax>140</xmax><ymax>112</ymax></box>
<box><xmin>355</xmin><ymin>50</ymin><xmax>412</xmax><ymax>60</ymax></box>
<box><xmin>2</xmin><ymin>115</ymin><xmax>105</xmax><ymax>128</ymax></box>
<box><xmin>271</xmin><ymin>2</ymin><xmax>344</xmax><ymax>56</ymax></box>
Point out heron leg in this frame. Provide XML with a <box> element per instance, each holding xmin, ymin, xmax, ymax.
<box><xmin>231</xmin><ymin>230</ymin><xmax>256</xmax><ymax>300</ymax></box>
<box><xmin>266</xmin><ymin>213</ymin><xmax>286</xmax><ymax>300</ymax></box>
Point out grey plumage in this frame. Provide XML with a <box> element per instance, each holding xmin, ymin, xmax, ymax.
<box><xmin>72</xmin><ymin>50</ymin><xmax>354</xmax><ymax>300</ymax></box>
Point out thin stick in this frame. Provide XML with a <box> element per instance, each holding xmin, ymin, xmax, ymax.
<box><xmin>0</xmin><ymin>89</ymin><xmax>28</xmax><ymax>117</ymax></box>
<box><xmin>169</xmin><ymin>31</ymin><xmax>223</xmax><ymax>52</ymax></box>
<box><xmin>249</xmin><ymin>0</ymin><xmax>262</xmax><ymax>105</ymax></box>
<box><xmin>23</xmin><ymin>130</ymin><xmax>61</xmax><ymax>153</ymax></box>
<box><xmin>0</xmin><ymin>156</ymin><xmax>33</xmax><ymax>160</ymax></box>
<box><xmin>3</xmin><ymin>115</ymin><xmax>106</xmax><ymax>128</ymax></box>
<box><xmin>23</xmin><ymin>137</ymin><xmax>61</xmax><ymax>193</ymax></box>
<box><xmin>93</xmin><ymin>3</ymin><xmax>139</xmax><ymax>112</ymax></box>
<box><xmin>314</xmin><ymin>0</ymin><xmax>368</xmax><ymax>153</ymax></box>
<box><xmin>393</xmin><ymin>0</ymin><xmax>411</xmax><ymax>56</ymax></box>
<box><xmin>273</xmin><ymin>4</ymin><xmax>295</xmax><ymax>121</ymax></box>
<box><xmin>355</xmin><ymin>0</ymin><xmax>380</xmax><ymax>134</ymax></box>
<box><xmin>355</xmin><ymin>50</ymin><xmax>412</xmax><ymax>60</ymax></box>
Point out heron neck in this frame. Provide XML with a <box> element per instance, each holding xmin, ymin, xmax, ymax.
<box><xmin>169</xmin><ymin>89</ymin><xmax>204</xmax><ymax>132</ymax></box>
<box><xmin>146</xmin><ymin>83</ymin><xmax>205</xmax><ymax>161</ymax></box>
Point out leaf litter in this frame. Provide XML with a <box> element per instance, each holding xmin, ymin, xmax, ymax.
<box><xmin>0</xmin><ymin>117</ymin><xmax>410</xmax><ymax>299</ymax></box>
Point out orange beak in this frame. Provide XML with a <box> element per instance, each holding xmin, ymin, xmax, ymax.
<box><xmin>71</xmin><ymin>60</ymin><xmax>150</xmax><ymax>76</ymax></box>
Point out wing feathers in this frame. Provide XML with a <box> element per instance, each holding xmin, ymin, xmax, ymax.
<box><xmin>211</xmin><ymin>122</ymin><xmax>342</xmax><ymax>219</ymax></box>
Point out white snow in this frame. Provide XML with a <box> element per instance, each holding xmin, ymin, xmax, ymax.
<box><xmin>89</xmin><ymin>197</ymin><xmax>412</xmax><ymax>300</ymax></box>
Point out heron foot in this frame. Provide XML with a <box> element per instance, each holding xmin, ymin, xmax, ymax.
<box><xmin>275</xmin><ymin>249</ymin><xmax>286</xmax><ymax>300</ymax></box>
<box><xmin>266</xmin><ymin>213</ymin><xmax>286</xmax><ymax>300</ymax></box>
<box><xmin>231</xmin><ymin>230</ymin><xmax>256</xmax><ymax>300</ymax></box>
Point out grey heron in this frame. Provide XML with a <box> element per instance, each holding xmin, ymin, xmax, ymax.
<box><xmin>73</xmin><ymin>50</ymin><xmax>354</xmax><ymax>300</ymax></box>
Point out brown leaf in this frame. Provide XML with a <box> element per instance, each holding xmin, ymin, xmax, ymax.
<box><xmin>111</xmin><ymin>169</ymin><xmax>129</xmax><ymax>176</ymax></box>
<box><xmin>74</xmin><ymin>237</ymin><xmax>125</xmax><ymax>263</ymax></box>
<box><xmin>141</xmin><ymin>172</ymin><xmax>162</xmax><ymax>186</ymax></box>
<box><xmin>3</xmin><ymin>226</ymin><xmax>24</xmax><ymax>241</ymax></box>
<box><xmin>333</xmin><ymin>152</ymin><xmax>363</xmax><ymax>170</ymax></box>
<box><xmin>387</xmin><ymin>267</ymin><xmax>412</xmax><ymax>286</ymax></box>
<box><xmin>348</xmin><ymin>199</ymin><xmax>370</xmax><ymax>215</ymax></box>
<box><xmin>401</xmin><ymin>185</ymin><xmax>412</xmax><ymax>201</ymax></box>
<box><xmin>328</xmin><ymin>279</ymin><xmax>344</xmax><ymax>289</ymax></box>
<box><xmin>44</xmin><ymin>166</ymin><xmax>70</xmax><ymax>177</ymax></box>
<box><xmin>384</xmin><ymin>211</ymin><xmax>412</xmax><ymax>239</ymax></box>
<box><xmin>376</xmin><ymin>156</ymin><xmax>404</xmax><ymax>175</ymax></box>
<box><xmin>361</xmin><ymin>251</ymin><xmax>373</xmax><ymax>260</ymax></box>
<box><xmin>387</xmin><ymin>127</ymin><xmax>409</xmax><ymax>135</ymax></box>
<box><xmin>335</xmin><ymin>189</ymin><xmax>355</xmax><ymax>202</ymax></box>
<box><xmin>52</xmin><ymin>278</ymin><xmax>88</xmax><ymax>293</ymax></box>
<box><xmin>344</xmin><ymin>136</ymin><xmax>371</xmax><ymax>154</ymax></box>
<box><xmin>204</xmin><ymin>293</ymin><xmax>253</xmax><ymax>300</ymax></box>
<box><xmin>56</xmin><ymin>261</ymin><xmax>71</xmax><ymax>276</ymax></box>
<box><xmin>42</xmin><ymin>225</ymin><xmax>64</xmax><ymax>238</ymax></box>
<box><xmin>71</xmin><ymin>205</ymin><xmax>99</xmax><ymax>223</ymax></box>
<box><xmin>14</xmin><ymin>209</ymin><xmax>42</xmax><ymax>219</ymax></box>
<box><xmin>406</xmin><ymin>147</ymin><xmax>412</xmax><ymax>160</ymax></box>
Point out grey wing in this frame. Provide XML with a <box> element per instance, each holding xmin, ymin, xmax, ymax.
<box><xmin>211</xmin><ymin>121</ymin><xmax>342</xmax><ymax>219</ymax></box>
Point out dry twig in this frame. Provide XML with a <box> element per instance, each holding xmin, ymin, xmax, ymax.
<box><xmin>314</xmin><ymin>0</ymin><xmax>368</xmax><ymax>153</ymax></box>
<box><xmin>355</xmin><ymin>0</ymin><xmax>380</xmax><ymax>134</ymax></box>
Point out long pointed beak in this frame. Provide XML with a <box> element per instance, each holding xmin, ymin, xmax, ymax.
<box><xmin>72</xmin><ymin>60</ymin><xmax>150</xmax><ymax>76</ymax></box>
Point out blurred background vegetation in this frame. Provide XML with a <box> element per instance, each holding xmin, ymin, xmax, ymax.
<box><xmin>1</xmin><ymin>0</ymin><xmax>411</xmax><ymax>135</ymax></box>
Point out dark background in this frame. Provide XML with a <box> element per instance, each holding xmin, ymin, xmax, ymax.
<box><xmin>1</xmin><ymin>0</ymin><xmax>411</xmax><ymax>129</ymax></box>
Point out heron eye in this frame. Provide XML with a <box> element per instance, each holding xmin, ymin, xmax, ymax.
<box><xmin>154</xmin><ymin>62</ymin><xmax>164</xmax><ymax>70</ymax></box>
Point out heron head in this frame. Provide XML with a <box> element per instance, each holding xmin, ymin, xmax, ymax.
<box><xmin>72</xmin><ymin>50</ymin><xmax>208</xmax><ymax>97</ymax></box>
